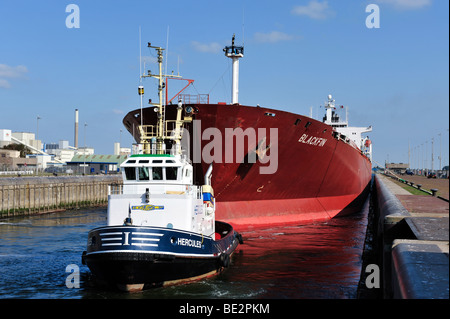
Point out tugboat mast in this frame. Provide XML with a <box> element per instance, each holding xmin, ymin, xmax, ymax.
<box><xmin>138</xmin><ymin>42</ymin><xmax>185</xmax><ymax>155</ymax></box>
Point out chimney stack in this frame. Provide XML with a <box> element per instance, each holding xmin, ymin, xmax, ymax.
<box><xmin>74</xmin><ymin>109</ymin><xmax>79</xmax><ymax>148</ymax></box>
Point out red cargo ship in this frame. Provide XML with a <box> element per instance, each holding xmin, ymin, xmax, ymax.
<box><xmin>122</xmin><ymin>37</ymin><xmax>373</xmax><ymax>229</ymax></box>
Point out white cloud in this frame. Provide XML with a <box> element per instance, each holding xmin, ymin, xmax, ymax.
<box><xmin>291</xmin><ymin>0</ymin><xmax>334</xmax><ymax>20</ymax></box>
<box><xmin>376</xmin><ymin>0</ymin><xmax>432</xmax><ymax>10</ymax></box>
<box><xmin>0</xmin><ymin>64</ymin><xmax>28</xmax><ymax>78</ymax></box>
<box><xmin>254</xmin><ymin>31</ymin><xmax>298</xmax><ymax>44</ymax></box>
<box><xmin>191</xmin><ymin>41</ymin><xmax>223</xmax><ymax>53</ymax></box>
<box><xmin>0</xmin><ymin>79</ymin><xmax>11</xmax><ymax>89</ymax></box>
<box><xmin>0</xmin><ymin>64</ymin><xmax>28</xmax><ymax>89</ymax></box>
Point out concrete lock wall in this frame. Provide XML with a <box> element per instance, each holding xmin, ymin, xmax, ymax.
<box><xmin>373</xmin><ymin>174</ymin><xmax>449</xmax><ymax>299</ymax></box>
<box><xmin>0</xmin><ymin>175</ymin><xmax>122</xmax><ymax>217</ymax></box>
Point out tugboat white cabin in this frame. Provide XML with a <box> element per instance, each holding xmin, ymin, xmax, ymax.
<box><xmin>109</xmin><ymin>154</ymin><xmax>215</xmax><ymax>237</ymax></box>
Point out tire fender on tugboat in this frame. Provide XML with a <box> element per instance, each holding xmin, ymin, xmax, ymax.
<box><xmin>236</xmin><ymin>233</ymin><xmax>244</xmax><ymax>245</ymax></box>
<box><xmin>220</xmin><ymin>253</ymin><xmax>230</xmax><ymax>268</ymax></box>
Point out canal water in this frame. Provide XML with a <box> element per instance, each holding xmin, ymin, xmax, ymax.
<box><xmin>0</xmin><ymin>200</ymin><xmax>369</xmax><ymax>299</ymax></box>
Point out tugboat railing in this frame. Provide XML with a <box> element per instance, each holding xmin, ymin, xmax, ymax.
<box><xmin>108</xmin><ymin>183</ymin><xmax>203</xmax><ymax>197</ymax></box>
<box><xmin>109</xmin><ymin>183</ymin><xmax>123</xmax><ymax>195</ymax></box>
<box><xmin>139</xmin><ymin>120</ymin><xmax>185</xmax><ymax>141</ymax></box>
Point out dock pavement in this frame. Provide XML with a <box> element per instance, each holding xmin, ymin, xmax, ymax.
<box><xmin>375</xmin><ymin>174</ymin><xmax>448</xmax><ymax>299</ymax></box>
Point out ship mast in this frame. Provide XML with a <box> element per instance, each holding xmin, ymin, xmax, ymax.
<box><xmin>138</xmin><ymin>42</ymin><xmax>184</xmax><ymax>155</ymax></box>
<box><xmin>224</xmin><ymin>34</ymin><xmax>244</xmax><ymax>105</ymax></box>
<box><xmin>323</xmin><ymin>94</ymin><xmax>336</xmax><ymax>126</ymax></box>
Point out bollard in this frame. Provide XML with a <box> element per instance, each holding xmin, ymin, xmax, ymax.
<box><xmin>430</xmin><ymin>189</ymin><xmax>438</xmax><ymax>197</ymax></box>
<box><xmin>417</xmin><ymin>184</ymin><xmax>422</xmax><ymax>190</ymax></box>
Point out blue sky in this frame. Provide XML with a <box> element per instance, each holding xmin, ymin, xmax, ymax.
<box><xmin>0</xmin><ymin>0</ymin><xmax>448</xmax><ymax>169</ymax></box>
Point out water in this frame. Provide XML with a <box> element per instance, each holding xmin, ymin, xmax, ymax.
<box><xmin>0</xmin><ymin>204</ymin><xmax>369</xmax><ymax>299</ymax></box>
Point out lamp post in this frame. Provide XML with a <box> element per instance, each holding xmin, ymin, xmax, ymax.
<box><xmin>36</xmin><ymin>115</ymin><xmax>41</xmax><ymax>141</ymax></box>
<box><xmin>83</xmin><ymin>122</ymin><xmax>87</xmax><ymax>175</ymax></box>
<box><xmin>421</xmin><ymin>143</ymin><xmax>424</xmax><ymax>175</ymax></box>
<box><xmin>438</xmin><ymin>133</ymin><xmax>442</xmax><ymax>172</ymax></box>
<box><xmin>431</xmin><ymin>137</ymin><xmax>434</xmax><ymax>172</ymax></box>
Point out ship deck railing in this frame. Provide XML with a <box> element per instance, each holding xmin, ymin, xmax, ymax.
<box><xmin>332</xmin><ymin>131</ymin><xmax>371</xmax><ymax>160</ymax></box>
<box><xmin>130</xmin><ymin>145</ymin><xmax>192</xmax><ymax>162</ymax></box>
<box><xmin>139</xmin><ymin>120</ymin><xmax>186</xmax><ymax>141</ymax></box>
<box><xmin>108</xmin><ymin>184</ymin><xmax>203</xmax><ymax>199</ymax></box>
<box><xmin>179</xmin><ymin>93</ymin><xmax>209</xmax><ymax>104</ymax></box>
<box><xmin>109</xmin><ymin>183</ymin><xmax>123</xmax><ymax>195</ymax></box>
<box><xmin>333</xmin><ymin>131</ymin><xmax>359</xmax><ymax>149</ymax></box>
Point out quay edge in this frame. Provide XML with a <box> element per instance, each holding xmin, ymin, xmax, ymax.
<box><xmin>0</xmin><ymin>175</ymin><xmax>122</xmax><ymax>218</ymax></box>
<box><xmin>371</xmin><ymin>173</ymin><xmax>449</xmax><ymax>299</ymax></box>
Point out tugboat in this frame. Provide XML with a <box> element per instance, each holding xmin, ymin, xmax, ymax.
<box><xmin>82</xmin><ymin>43</ymin><xmax>242</xmax><ymax>292</ymax></box>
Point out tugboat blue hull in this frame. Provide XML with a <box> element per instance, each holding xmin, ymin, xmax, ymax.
<box><xmin>82</xmin><ymin>221</ymin><xmax>241</xmax><ymax>291</ymax></box>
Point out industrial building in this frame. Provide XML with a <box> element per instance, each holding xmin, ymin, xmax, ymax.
<box><xmin>0</xmin><ymin>149</ymin><xmax>38</xmax><ymax>171</ymax></box>
<box><xmin>385</xmin><ymin>163</ymin><xmax>409</xmax><ymax>175</ymax></box>
<box><xmin>1</xmin><ymin>109</ymin><xmax>130</xmax><ymax>174</ymax></box>
<box><xmin>67</xmin><ymin>154</ymin><xmax>128</xmax><ymax>174</ymax></box>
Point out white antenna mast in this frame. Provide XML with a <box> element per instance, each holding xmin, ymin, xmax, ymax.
<box><xmin>139</xmin><ymin>26</ymin><xmax>143</xmax><ymax>128</ymax></box>
<box><xmin>346</xmin><ymin>106</ymin><xmax>349</xmax><ymax>124</ymax></box>
<box><xmin>139</xmin><ymin>26</ymin><xmax>142</xmax><ymax>81</ymax></box>
<box><xmin>165</xmin><ymin>25</ymin><xmax>170</xmax><ymax>93</ymax></box>
<box><xmin>163</xmin><ymin>26</ymin><xmax>170</xmax><ymax>134</ymax></box>
<box><xmin>242</xmin><ymin>6</ymin><xmax>245</xmax><ymax>46</ymax></box>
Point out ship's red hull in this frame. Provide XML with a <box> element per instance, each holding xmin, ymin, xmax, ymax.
<box><xmin>123</xmin><ymin>104</ymin><xmax>372</xmax><ymax>230</ymax></box>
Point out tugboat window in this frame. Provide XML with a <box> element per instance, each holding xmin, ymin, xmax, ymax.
<box><xmin>166</xmin><ymin>167</ymin><xmax>178</xmax><ymax>180</ymax></box>
<box><xmin>152</xmin><ymin>167</ymin><xmax>163</xmax><ymax>180</ymax></box>
<box><xmin>138</xmin><ymin>167</ymin><xmax>150</xmax><ymax>181</ymax></box>
<box><xmin>124</xmin><ymin>167</ymin><xmax>136</xmax><ymax>180</ymax></box>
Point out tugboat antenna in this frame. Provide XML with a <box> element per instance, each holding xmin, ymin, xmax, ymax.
<box><xmin>139</xmin><ymin>26</ymin><xmax>143</xmax><ymax>128</ymax></box>
<box><xmin>138</xmin><ymin>42</ymin><xmax>187</xmax><ymax>155</ymax></box>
